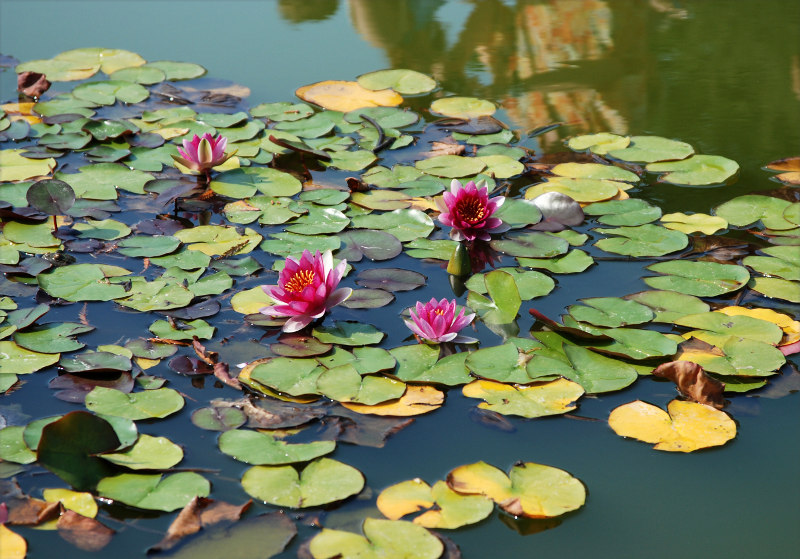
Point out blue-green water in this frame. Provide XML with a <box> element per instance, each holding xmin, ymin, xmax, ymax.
<box><xmin>1</xmin><ymin>1</ymin><xmax>799</xmax><ymax>558</ymax></box>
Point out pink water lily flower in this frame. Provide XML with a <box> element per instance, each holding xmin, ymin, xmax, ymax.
<box><xmin>404</xmin><ymin>297</ymin><xmax>477</xmax><ymax>344</ymax></box>
<box><xmin>172</xmin><ymin>133</ymin><xmax>235</xmax><ymax>174</ymax></box>
<box><xmin>260</xmin><ymin>250</ymin><xmax>352</xmax><ymax>333</ymax></box>
<box><xmin>436</xmin><ymin>179</ymin><xmax>508</xmax><ymax>241</ymax></box>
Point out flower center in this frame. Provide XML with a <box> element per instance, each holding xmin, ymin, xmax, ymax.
<box><xmin>456</xmin><ymin>197</ymin><xmax>486</xmax><ymax>225</ymax></box>
<box><xmin>434</xmin><ymin>308</ymin><xmax>445</xmax><ymax>316</ymax></box>
<box><xmin>284</xmin><ymin>269</ymin><xmax>315</xmax><ymax>293</ymax></box>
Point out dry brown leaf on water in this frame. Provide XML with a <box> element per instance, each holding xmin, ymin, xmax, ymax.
<box><xmin>652</xmin><ymin>360</ymin><xmax>726</xmax><ymax>409</ymax></box>
<box><xmin>774</xmin><ymin>172</ymin><xmax>800</xmax><ymax>185</ymax></box>
<box><xmin>765</xmin><ymin>156</ymin><xmax>800</xmax><ymax>172</ymax></box>
<box><xmin>0</xmin><ymin>481</ymin><xmax>60</xmax><ymax>526</ymax></box>
<box><xmin>57</xmin><ymin>509</ymin><xmax>114</xmax><ymax>552</ymax></box>
<box><xmin>420</xmin><ymin>141</ymin><xmax>466</xmax><ymax>158</ymax></box>
<box><xmin>608</xmin><ymin>399</ymin><xmax>736</xmax><ymax>452</ymax></box>
<box><xmin>17</xmin><ymin>71</ymin><xmax>50</xmax><ymax>98</ymax></box>
<box><xmin>149</xmin><ymin>496</ymin><xmax>252</xmax><ymax>552</ymax></box>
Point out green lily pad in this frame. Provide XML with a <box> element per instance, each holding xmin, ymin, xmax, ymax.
<box><xmin>313</xmin><ymin>322</ymin><xmax>385</xmax><ymax>346</ymax></box>
<box><xmin>714</xmin><ymin>195</ymin><xmax>795</xmax><ymax>230</ymax></box>
<box><xmin>358</xmin><ymin>69</ymin><xmax>436</xmax><ymax>95</ymax></box>
<box><xmin>73</xmin><ymin>218</ymin><xmax>132</xmax><ymax>240</ymax></box>
<box><xmin>467</xmin><ymin>270</ymin><xmax>521</xmax><ymax>327</ymax></box>
<box><xmin>624</xmin><ymin>290</ymin><xmax>710</xmax><ymax>323</ymax></box>
<box><xmin>647</xmin><ymin>155</ymin><xmax>739</xmax><ymax>186</ymax></box>
<box><xmin>517</xmin><ymin>249</ymin><xmax>594</xmax><ymax>274</ymax></box>
<box><xmin>463</xmin><ymin>378</ymin><xmax>584</xmax><ymax>418</ymax></box>
<box><xmin>116</xmin><ymin>280</ymin><xmax>194</xmax><ymax>311</ymax></box>
<box><xmin>251</xmin><ymin>101</ymin><xmax>314</xmax><ymax>121</ymax></box>
<box><xmin>149</xmin><ymin>318</ymin><xmax>215</xmax><ymax>340</ymax></box>
<box><xmin>594</xmin><ymin>225</ymin><xmax>688</xmax><ymax>257</ymax></box>
<box><xmin>150</xmin><ymin>248</ymin><xmax>211</xmax><ymax>270</ymax></box>
<box><xmin>748</xmin><ymin>277</ymin><xmax>800</xmax><ymax>303</ymax></box>
<box><xmin>477</xmin><ymin>154</ymin><xmax>525</xmax><ymax>178</ymax></box>
<box><xmin>309</xmin><ymin>518</ymin><xmax>443</xmax><ymax>559</ymax></box>
<box><xmin>645</xmin><ymin>261</ymin><xmax>750</xmax><ymax>296</ymax></box>
<box><xmin>660</xmin><ymin>212</ymin><xmax>728</xmax><ymax>235</ymax></box>
<box><xmin>351</xmin><ymin>190</ymin><xmax>412</xmax><ymax>211</ymax></box>
<box><xmin>14</xmin><ymin>322</ymin><xmax>94</xmax><ymax>353</ymax></box>
<box><xmin>57</xmin><ymin>163</ymin><xmax>153</xmax><ymax>198</ymax></box>
<box><xmin>491</xmin><ymin>231</ymin><xmax>569</xmax><ymax>258</ymax></box>
<box><xmin>37</xmin><ymin>411</ymin><xmax>120</xmax><ymax>491</ymax></box>
<box><xmin>116</xmin><ymin>235</ymin><xmax>181</xmax><ymax>258</ymax></box>
<box><xmin>466</xmin><ymin>268</ymin><xmax>554</xmax><ymax>301</ymax></box>
<box><xmin>465</xmin><ymin>339</ymin><xmax>542</xmax><ymax>384</ymax></box>
<box><xmin>590</xmin><ymin>328</ymin><xmax>678</xmax><ymax>360</ymax></box>
<box><xmin>350</xmin><ymin>209</ymin><xmax>434</xmax><ymax>242</ymax></box>
<box><xmin>567</xmin><ymin>297</ymin><xmax>654</xmax><ymax>328</ymax></box>
<box><xmin>524</xmin><ymin>177</ymin><xmax>623</xmax><ymax>203</ymax></box>
<box><xmin>567</xmin><ymin>133</ymin><xmax>630</xmax><ymax>154</ymax></box>
<box><xmin>250</xmin><ymin>357</ymin><xmax>324</xmax><ymax>397</ymax></box>
<box><xmin>430</xmin><ymin>97</ymin><xmax>495</xmax><ymax>118</ymax></box>
<box><xmin>317</xmin><ymin>365</ymin><xmax>406</xmax><ymax>405</ymax></box>
<box><xmin>144</xmin><ymin>60</ymin><xmax>206</xmax><ymax>80</ymax></box>
<box><xmin>242</xmin><ymin>457</ymin><xmax>364</xmax><ymax>508</ymax></box>
<box><xmin>60</xmin><ymin>351</ymin><xmax>132</xmax><ymax>373</ymax></box>
<box><xmin>3</xmin><ymin>220</ymin><xmax>61</xmax><ymax>248</ymax></box>
<box><xmin>210</xmin><ymin>167</ymin><xmax>301</xmax><ymax>198</ymax></box>
<box><xmin>415</xmin><ymin>155</ymin><xmax>487</xmax><ymax>178</ymax></box>
<box><xmin>561</xmin><ymin>344</ymin><xmax>638</xmax><ymax>393</ymax></box>
<box><xmin>101</xmin><ymin>434</ymin><xmax>183</xmax><ymax>470</ymax></box>
<box><xmin>607</xmin><ymin>135</ymin><xmax>694</xmax><ymax>163</ymax></box>
<box><xmin>338</xmin><ymin>230</ymin><xmax>402</xmax><ymax>262</ymax></box>
<box><xmin>109</xmin><ymin>65</ymin><xmax>166</xmax><ymax>84</ymax></box>
<box><xmin>552</xmin><ymin>162</ymin><xmax>639</xmax><ymax>182</ymax></box>
<box><xmin>191</xmin><ymin>406</ymin><xmax>247</xmax><ymax>432</ymax></box>
<box><xmin>25</xmin><ymin>179</ymin><xmax>75</xmax><ymax>215</ymax></box>
<box><xmin>174</xmin><ymin>225</ymin><xmax>262</xmax><ymax>256</ymax></box>
<box><xmin>97</xmin><ymin>472</ymin><xmax>210</xmax><ymax>512</ymax></box>
<box><xmin>218</xmin><ymin>429</ymin><xmax>335</xmax><ymax>465</ymax></box>
<box><xmin>675</xmin><ymin>312</ymin><xmax>783</xmax><ymax>345</ymax></box>
<box><xmin>285</xmin><ymin>207</ymin><xmax>349</xmax><ymax>235</ymax></box>
<box><xmin>73</xmin><ymin>80</ymin><xmax>149</xmax><ymax>105</ymax></box>
<box><xmin>85</xmin><ymin>386</ymin><xmax>185</xmax><ymax>420</ymax></box>
<box><xmin>223</xmin><ymin>196</ymin><xmax>303</xmax><ymax>225</ymax></box>
<box><xmin>0</xmin><ymin>426</ymin><xmax>37</xmax><ymax>464</ymax></box>
<box><xmin>494</xmin><ymin>198</ymin><xmax>543</xmax><ymax>228</ymax></box>
<box><xmin>260</xmin><ymin>232</ymin><xmax>341</xmax><ymax>257</ymax></box>
<box><xmin>583</xmin><ymin>198</ymin><xmax>662</xmax><ymax>226</ymax></box>
<box><xmin>0</xmin><ymin>341</ymin><xmax>60</xmax><ymax>374</ymax></box>
<box><xmin>52</xmin><ymin>47</ymin><xmax>145</xmax><ymax>75</ymax></box>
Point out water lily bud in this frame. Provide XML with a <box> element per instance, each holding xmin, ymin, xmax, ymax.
<box><xmin>447</xmin><ymin>242</ymin><xmax>472</xmax><ymax>276</ymax></box>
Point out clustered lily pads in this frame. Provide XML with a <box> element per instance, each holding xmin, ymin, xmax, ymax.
<box><xmin>0</xmin><ymin>47</ymin><xmax>797</xmax><ymax>558</ymax></box>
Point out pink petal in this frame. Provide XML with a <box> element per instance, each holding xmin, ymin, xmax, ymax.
<box><xmin>326</xmin><ymin>287</ymin><xmax>352</xmax><ymax>309</ymax></box>
<box><xmin>283</xmin><ymin>315</ymin><xmax>313</xmax><ymax>333</ymax></box>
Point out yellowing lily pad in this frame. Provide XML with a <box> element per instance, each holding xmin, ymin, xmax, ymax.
<box><xmin>660</xmin><ymin>212</ymin><xmax>728</xmax><ymax>234</ymax></box>
<box><xmin>0</xmin><ymin>149</ymin><xmax>56</xmax><ymax>181</ymax></box>
<box><xmin>308</xmin><ymin>518</ymin><xmax>443</xmax><ymax>559</ymax></box>
<box><xmin>377</xmin><ymin>479</ymin><xmax>494</xmax><ymax>529</ymax></box>
<box><xmin>296</xmin><ymin>80</ymin><xmax>403</xmax><ymax>112</ymax></box>
<box><xmin>43</xmin><ymin>488</ymin><xmax>98</xmax><ymax>518</ymax></box>
<box><xmin>447</xmin><ymin>461</ymin><xmax>586</xmax><ymax>518</ymax></box>
<box><xmin>462</xmin><ymin>378</ymin><xmax>584</xmax><ymax>418</ymax></box>
<box><xmin>524</xmin><ymin>177</ymin><xmax>623</xmax><ymax>203</ymax></box>
<box><xmin>357</xmin><ymin>69</ymin><xmax>437</xmax><ymax>95</ymax></box>
<box><xmin>647</xmin><ymin>155</ymin><xmax>739</xmax><ymax>186</ymax></box>
<box><xmin>608</xmin><ymin>399</ymin><xmax>736</xmax><ymax>452</ymax></box>
<box><xmin>341</xmin><ymin>385</ymin><xmax>444</xmax><ymax>416</ymax></box>
<box><xmin>174</xmin><ymin>225</ymin><xmax>262</xmax><ymax>256</ymax></box>
<box><xmin>0</xmin><ymin>524</ymin><xmax>26</xmax><ymax>559</ymax></box>
<box><xmin>567</xmin><ymin>132</ymin><xmax>630</xmax><ymax>154</ymax></box>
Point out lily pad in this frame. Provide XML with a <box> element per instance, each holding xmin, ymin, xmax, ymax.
<box><xmin>97</xmin><ymin>472</ymin><xmax>210</xmax><ymax>512</ymax></box>
<box><xmin>358</xmin><ymin>69</ymin><xmax>437</xmax><ymax>95</ymax></box>
<box><xmin>296</xmin><ymin>80</ymin><xmax>403</xmax><ymax>112</ymax></box>
<box><xmin>517</xmin><ymin>249</ymin><xmax>594</xmax><ymax>274</ymax></box>
<box><xmin>713</xmin><ymin>195</ymin><xmax>794</xmax><ymax>230</ymax></box>
<box><xmin>430</xmin><ymin>97</ymin><xmax>495</xmax><ymax>118</ymax></box>
<box><xmin>0</xmin><ymin>149</ymin><xmax>56</xmax><ymax>181</ymax></box>
<box><xmin>356</xmin><ymin>268</ymin><xmax>425</xmax><ymax>291</ymax></box>
<box><xmin>218</xmin><ymin>429</ymin><xmax>335</xmax><ymax>465</ymax></box>
<box><xmin>463</xmin><ymin>378</ymin><xmax>584</xmax><ymax>418</ymax></box>
<box><xmin>85</xmin><ymin>387</ymin><xmax>185</xmax><ymax>419</ymax></box>
<box><xmin>309</xmin><ymin>518</ymin><xmax>443</xmax><ymax>559</ymax></box>
<box><xmin>647</xmin><ymin>155</ymin><xmax>739</xmax><ymax>186</ymax></box>
<box><xmin>583</xmin><ymin>198</ymin><xmax>662</xmax><ymax>226</ymax></box>
<box><xmin>101</xmin><ymin>434</ymin><xmax>183</xmax><ymax>470</ymax></box>
<box><xmin>447</xmin><ymin>461</ymin><xmax>586</xmax><ymax>518</ymax></box>
<box><xmin>241</xmin><ymin>457</ymin><xmax>364</xmax><ymax>507</ymax></box>
<box><xmin>607</xmin><ymin>135</ymin><xmax>694</xmax><ymax>163</ymax></box>
<box><xmin>415</xmin><ymin>154</ymin><xmax>487</xmax><ymax>178</ymax></box>
<box><xmin>377</xmin><ymin>479</ymin><xmax>493</xmax><ymax>529</ymax></box>
<box><xmin>491</xmin><ymin>231</ymin><xmax>569</xmax><ymax>258</ymax></box>
<box><xmin>594</xmin><ymin>225</ymin><xmax>688</xmax><ymax>257</ymax></box>
<box><xmin>660</xmin><ymin>212</ymin><xmax>728</xmax><ymax>235</ymax></box>
<box><xmin>313</xmin><ymin>322</ymin><xmax>385</xmax><ymax>346</ymax></box>
<box><xmin>645</xmin><ymin>261</ymin><xmax>750</xmax><ymax>296</ymax></box>
<box><xmin>567</xmin><ymin>133</ymin><xmax>630</xmax><ymax>155</ymax></box>
<box><xmin>210</xmin><ymin>167</ymin><xmax>301</xmax><ymax>198</ymax></box>
<box><xmin>608</xmin><ymin>399</ymin><xmax>736</xmax><ymax>452</ymax></box>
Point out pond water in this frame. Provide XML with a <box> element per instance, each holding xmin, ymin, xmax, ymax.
<box><xmin>1</xmin><ymin>1</ymin><xmax>799</xmax><ymax>558</ymax></box>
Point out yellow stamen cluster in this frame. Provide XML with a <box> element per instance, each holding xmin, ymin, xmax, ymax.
<box><xmin>456</xmin><ymin>197</ymin><xmax>486</xmax><ymax>224</ymax></box>
<box><xmin>284</xmin><ymin>269</ymin><xmax>315</xmax><ymax>293</ymax></box>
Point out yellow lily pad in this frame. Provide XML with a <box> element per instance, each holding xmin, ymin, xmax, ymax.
<box><xmin>377</xmin><ymin>479</ymin><xmax>493</xmax><ymax>529</ymax></box>
<box><xmin>447</xmin><ymin>461</ymin><xmax>586</xmax><ymax>518</ymax></box>
<box><xmin>341</xmin><ymin>385</ymin><xmax>443</xmax><ymax>416</ymax></box>
<box><xmin>0</xmin><ymin>524</ymin><xmax>26</xmax><ymax>559</ymax></box>
<box><xmin>608</xmin><ymin>399</ymin><xmax>736</xmax><ymax>452</ymax></box>
<box><xmin>296</xmin><ymin>80</ymin><xmax>403</xmax><ymax>112</ymax></box>
<box><xmin>660</xmin><ymin>212</ymin><xmax>728</xmax><ymax>235</ymax></box>
<box><xmin>462</xmin><ymin>378</ymin><xmax>584</xmax><ymax>418</ymax></box>
<box><xmin>0</xmin><ymin>149</ymin><xmax>56</xmax><ymax>182</ymax></box>
<box><xmin>716</xmin><ymin>306</ymin><xmax>800</xmax><ymax>344</ymax></box>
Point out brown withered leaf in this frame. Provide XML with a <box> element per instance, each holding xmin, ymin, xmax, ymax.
<box><xmin>774</xmin><ymin>171</ymin><xmax>800</xmax><ymax>185</ymax></box>
<box><xmin>652</xmin><ymin>360</ymin><xmax>727</xmax><ymax>409</ymax></box>
<box><xmin>149</xmin><ymin>496</ymin><xmax>252</xmax><ymax>553</ymax></box>
<box><xmin>684</xmin><ymin>236</ymin><xmax>754</xmax><ymax>260</ymax></box>
<box><xmin>765</xmin><ymin>156</ymin><xmax>800</xmax><ymax>172</ymax></box>
<box><xmin>17</xmin><ymin>71</ymin><xmax>51</xmax><ymax>98</ymax></box>
<box><xmin>57</xmin><ymin>509</ymin><xmax>114</xmax><ymax>552</ymax></box>
<box><xmin>0</xmin><ymin>480</ymin><xmax>60</xmax><ymax>526</ymax></box>
<box><xmin>424</xmin><ymin>141</ymin><xmax>466</xmax><ymax>157</ymax></box>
